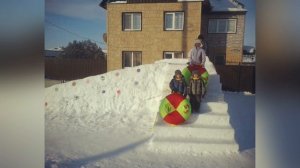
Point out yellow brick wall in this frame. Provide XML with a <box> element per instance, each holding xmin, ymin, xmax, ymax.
<box><xmin>107</xmin><ymin>2</ymin><xmax>202</xmax><ymax>71</ymax></box>
<box><xmin>225</xmin><ymin>14</ymin><xmax>245</xmax><ymax>65</ymax></box>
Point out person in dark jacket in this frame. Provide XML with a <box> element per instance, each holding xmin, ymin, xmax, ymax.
<box><xmin>169</xmin><ymin>70</ymin><xmax>187</xmax><ymax>97</ymax></box>
<box><xmin>188</xmin><ymin>70</ymin><xmax>204</xmax><ymax>112</ymax></box>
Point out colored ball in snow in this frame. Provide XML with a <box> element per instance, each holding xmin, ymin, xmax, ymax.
<box><xmin>159</xmin><ymin>93</ymin><xmax>191</xmax><ymax>125</ymax></box>
<box><xmin>182</xmin><ymin>65</ymin><xmax>209</xmax><ymax>87</ymax></box>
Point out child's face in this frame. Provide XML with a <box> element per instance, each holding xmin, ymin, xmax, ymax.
<box><xmin>193</xmin><ymin>74</ymin><xmax>199</xmax><ymax>78</ymax></box>
<box><xmin>175</xmin><ymin>74</ymin><xmax>182</xmax><ymax>79</ymax></box>
<box><xmin>195</xmin><ymin>43</ymin><xmax>201</xmax><ymax>48</ymax></box>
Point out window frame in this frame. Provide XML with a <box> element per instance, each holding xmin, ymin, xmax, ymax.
<box><xmin>122</xmin><ymin>12</ymin><xmax>142</xmax><ymax>31</ymax></box>
<box><xmin>163</xmin><ymin>11</ymin><xmax>185</xmax><ymax>31</ymax></box>
<box><xmin>208</xmin><ymin>18</ymin><xmax>237</xmax><ymax>34</ymax></box>
<box><xmin>163</xmin><ymin>51</ymin><xmax>184</xmax><ymax>59</ymax></box>
<box><xmin>122</xmin><ymin>51</ymin><xmax>142</xmax><ymax>68</ymax></box>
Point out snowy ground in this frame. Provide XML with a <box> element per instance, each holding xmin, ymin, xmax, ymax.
<box><xmin>45</xmin><ymin>58</ymin><xmax>255</xmax><ymax>168</ymax></box>
<box><xmin>224</xmin><ymin>91</ymin><xmax>255</xmax><ymax>152</ymax></box>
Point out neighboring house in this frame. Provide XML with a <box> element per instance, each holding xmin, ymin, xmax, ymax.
<box><xmin>45</xmin><ymin>48</ymin><xmax>63</xmax><ymax>58</ymax></box>
<box><xmin>99</xmin><ymin>0</ymin><xmax>247</xmax><ymax>71</ymax></box>
<box><xmin>201</xmin><ymin>0</ymin><xmax>247</xmax><ymax>65</ymax></box>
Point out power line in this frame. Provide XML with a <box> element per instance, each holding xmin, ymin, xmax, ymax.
<box><xmin>45</xmin><ymin>19</ymin><xmax>106</xmax><ymax>46</ymax></box>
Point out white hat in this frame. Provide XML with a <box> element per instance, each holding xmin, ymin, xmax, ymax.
<box><xmin>194</xmin><ymin>39</ymin><xmax>201</xmax><ymax>44</ymax></box>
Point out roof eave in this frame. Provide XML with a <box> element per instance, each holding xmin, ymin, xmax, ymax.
<box><xmin>211</xmin><ymin>9</ymin><xmax>247</xmax><ymax>13</ymax></box>
<box><xmin>99</xmin><ymin>0</ymin><xmax>109</xmax><ymax>10</ymax></box>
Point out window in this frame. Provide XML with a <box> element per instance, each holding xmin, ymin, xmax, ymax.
<box><xmin>208</xmin><ymin>19</ymin><xmax>237</xmax><ymax>33</ymax></box>
<box><xmin>122</xmin><ymin>13</ymin><xmax>141</xmax><ymax>31</ymax></box>
<box><xmin>164</xmin><ymin>12</ymin><xmax>184</xmax><ymax>30</ymax></box>
<box><xmin>163</xmin><ymin>52</ymin><xmax>184</xmax><ymax>59</ymax></box>
<box><xmin>122</xmin><ymin>51</ymin><xmax>142</xmax><ymax>68</ymax></box>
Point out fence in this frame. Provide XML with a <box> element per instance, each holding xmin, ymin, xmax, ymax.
<box><xmin>45</xmin><ymin>58</ymin><xmax>107</xmax><ymax>80</ymax></box>
<box><xmin>215</xmin><ymin>64</ymin><xmax>255</xmax><ymax>93</ymax></box>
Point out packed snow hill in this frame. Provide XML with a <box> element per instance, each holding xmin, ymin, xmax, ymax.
<box><xmin>45</xmin><ymin>57</ymin><xmax>254</xmax><ymax>168</ymax></box>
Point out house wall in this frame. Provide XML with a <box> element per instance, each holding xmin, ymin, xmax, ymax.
<box><xmin>107</xmin><ymin>2</ymin><xmax>202</xmax><ymax>71</ymax></box>
<box><xmin>201</xmin><ymin>12</ymin><xmax>246</xmax><ymax>65</ymax></box>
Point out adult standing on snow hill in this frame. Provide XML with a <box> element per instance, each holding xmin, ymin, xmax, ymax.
<box><xmin>188</xmin><ymin>39</ymin><xmax>206</xmax><ymax>67</ymax></box>
<box><xmin>197</xmin><ymin>34</ymin><xmax>208</xmax><ymax>53</ymax></box>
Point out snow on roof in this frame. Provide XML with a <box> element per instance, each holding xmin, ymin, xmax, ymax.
<box><xmin>102</xmin><ymin>49</ymin><xmax>107</xmax><ymax>53</ymax></box>
<box><xmin>243</xmin><ymin>46</ymin><xmax>255</xmax><ymax>54</ymax></box>
<box><xmin>209</xmin><ymin>0</ymin><xmax>247</xmax><ymax>12</ymax></box>
<box><xmin>47</xmin><ymin>47</ymin><xmax>63</xmax><ymax>51</ymax></box>
<box><xmin>110</xmin><ymin>0</ymin><xmax>127</xmax><ymax>3</ymax></box>
<box><xmin>45</xmin><ymin>50</ymin><xmax>62</xmax><ymax>57</ymax></box>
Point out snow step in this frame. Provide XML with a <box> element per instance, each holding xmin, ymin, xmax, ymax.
<box><xmin>156</xmin><ymin>113</ymin><xmax>231</xmax><ymax>127</ymax></box>
<box><xmin>202</xmin><ymin>93</ymin><xmax>224</xmax><ymax>102</ymax></box>
<box><xmin>200</xmin><ymin>102</ymin><xmax>228</xmax><ymax>114</ymax></box>
<box><xmin>206</xmin><ymin>83</ymin><xmax>223</xmax><ymax>91</ymax></box>
<box><xmin>154</xmin><ymin>125</ymin><xmax>235</xmax><ymax>142</ymax></box>
<box><xmin>207</xmin><ymin>74</ymin><xmax>221</xmax><ymax>83</ymax></box>
<box><xmin>148</xmin><ymin>138</ymin><xmax>239</xmax><ymax>154</ymax></box>
<box><xmin>185</xmin><ymin>113</ymin><xmax>231</xmax><ymax>127</ymax></box>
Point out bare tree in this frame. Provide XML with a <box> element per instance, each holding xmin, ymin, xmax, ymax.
<box><xmin>59</xmin><ymin>40</ymin><xmax>105</xmax><ymax>59</ymax></box>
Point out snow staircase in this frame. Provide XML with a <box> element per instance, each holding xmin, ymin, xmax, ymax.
<box><xmin>148</xmin><ymin>58</ymin><xmax>238</xmax><ymax>155</ymax></box>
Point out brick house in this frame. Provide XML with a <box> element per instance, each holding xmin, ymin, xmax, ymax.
<box><xmin>99</xmin><ymin>0</ymin><xmax>247</xmax><ymax>71</ymax></box>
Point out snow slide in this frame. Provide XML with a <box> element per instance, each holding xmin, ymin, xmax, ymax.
<box><xmin>45</xmin><ymin>57</ymin><xmax>253</xmax><ymax>168</ymax></box>
<box><xmin>148</xmin><ymin>58</ymin><xmax>238</xmax><ymax>154</ymax></box>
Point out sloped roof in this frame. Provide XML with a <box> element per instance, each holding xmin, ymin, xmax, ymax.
<box><xmin>209</xmin><ymin>0</ymin><xmax>247</xmax><ymax>12</ymax></box>
<box><xmin>99</xmin><ymin>0</ymin><xmax>127</xmax><ymax>9</ymax></box>
<box><xmin>99</xmin><ymin>0</ymin><xmax>247</xmax><ymax>12</ymax></box>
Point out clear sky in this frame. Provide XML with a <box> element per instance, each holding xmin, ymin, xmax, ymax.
<box><xmin>239</xmin><ymin>0</ymin><xmax>256</xmax><ymax>47</ymax></box>
<box><xmin>45</xmin><ymin>0</ymin><xmax>107</xmax><ymax>49</ymax></box>
<box><xmin>45</xmin><ymin>0</ymin><xmax>255</xmax><ymax>50</ymax></box>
